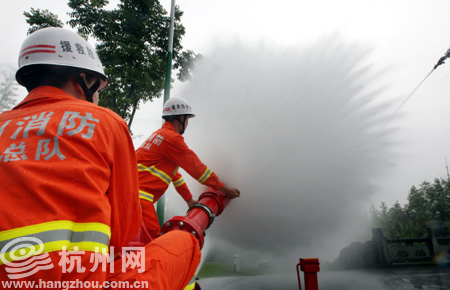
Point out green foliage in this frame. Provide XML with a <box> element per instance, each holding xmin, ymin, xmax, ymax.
<box><xmin>23</xmin><ymin>8</ymin><xmax>64</xmax><ymax>35</ymax></box>
<box><xmin>174</xmin><ymin>50</ymin><xmax>203</xmax><ymax>82</ymax></box>
<box><xmin>67</xmin><ymin>0</ymin><xmax>192</xmax><ymax>127</ymax></box>
<box><xmin>23</xmin><ymin>0</ymin><xmax>202</xmax><ymax>128</ymax></box>
<box><xmin>371</xmin><ymin>177</ymin><xmax>450</xmax><ymax>238</ymax></box>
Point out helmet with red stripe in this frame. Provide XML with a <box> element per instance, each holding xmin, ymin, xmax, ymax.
<box><xmin>16</xmin><ymin>27</ymin><xmax>108</xmax><ymax>91</ymax></box>
<box><xmin>162</xmin><ymin>97</ymin><xmax>195</xmax><ymax>117</ymax></box>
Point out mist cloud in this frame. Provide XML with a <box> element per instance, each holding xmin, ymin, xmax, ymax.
<box><xmin>166</xmin><ymin>35</ymin><xmax>397</xmax><ymax>266</ymax></box>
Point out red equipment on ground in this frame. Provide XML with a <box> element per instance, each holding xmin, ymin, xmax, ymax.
<box><xmin>296</xmin><ymin>258</ymin><xmax>320</xmax><ymax>290</ymax></box>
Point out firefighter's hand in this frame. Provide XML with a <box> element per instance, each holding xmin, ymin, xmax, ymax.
<box><xmin>220</xmin><ymin>186</ymin><xmax>241</xmax><ymax>199</ymax></box>
<box><xmin>186</xmin><ymin>199</ymin><xmax>198</xmax><ymax>208</ymax></box>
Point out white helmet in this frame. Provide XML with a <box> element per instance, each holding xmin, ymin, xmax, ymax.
<box><xmin>16</xmin><ymin>27</ymin><xmax>108</xmax><ymax>90</ymax></box>
<box><xmin>162</xmin><ymin>96</ymin><xmax>196</xmax><ymax>117</ymax></box>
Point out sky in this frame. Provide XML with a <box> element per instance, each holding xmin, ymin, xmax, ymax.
<box><xmin>3</xmin><ymin>0</ymin><xmax>450</xmax><ymax>264</ymax></box>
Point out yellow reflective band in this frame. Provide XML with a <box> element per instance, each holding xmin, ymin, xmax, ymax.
<box><xmin>183</xmin><ymin>282</ymin><xmax>196</xmax><ymax>290</ymax></box>
<box><xmin>138</xmin><ymin>164</ymin><xmax>172</xmax><ymax>185</ymax></box>
<box><xmin>139</xmin><ymin>190</ymin><xmax>154</xmax><ymax>202</ymax></box>
<box><xmin>183</xmin><ymin>271</ymin><xmax>197</xmax><ymax>290</ymax></box>
<box><xmin>0</xmin><ymin>220</ymin><xmax>111</xmax><ymax>265</ymax></box>
<box><xmin>198</xmin><ymin>167</ymin><xmax>212</xmax><ymax>184</ymax></box>
<box><xmin>173</xmin><ymin>177</ymin><xmax>185</xmax><ymax>187</ymax></box>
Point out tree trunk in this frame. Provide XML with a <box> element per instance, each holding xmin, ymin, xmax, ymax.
<box><xmin>128</xmin><ymin>98</ymin><xmax>139</xmax><ymax>129</ymax></box>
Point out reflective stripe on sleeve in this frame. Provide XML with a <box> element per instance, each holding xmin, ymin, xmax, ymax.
<box><xmin>139</xmin><ymin>190</ymin><xmax>154</xmax><ymax>202</ymax></box>
<box><xmin>183</xmin><ymin>271</ymin><xmax>198</xmax><ymax>290</ymax></box>
<box><xmin>173</xmin><ymin>177</ymin><xmax>185</xmax><ymax>187</ymax></box>
<box><xmin>197</xmin><ymin>168</ymin><xmax>212</xmax><ymax>184</ymax></box>
<box><xmin>0</xmin><ymin>220</ymin><xmax>111</xmax><ymax>265</ymax></box>
<box><xmin>183</xmin><ymin>281</ymin><xmax>196</xmax><ymax>290</ymax></box>
<box><xmin>138</xmin><ymin>164</ymin><xmax>172</xmax><ymax>185</ymax></box>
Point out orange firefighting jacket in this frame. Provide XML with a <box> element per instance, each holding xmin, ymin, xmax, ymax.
<box><xmin>136</xmin><ymin>122</ymin><xmax>224</xmax><ymax>205</ymax></box>
<box><xmin>0</xmin><ymin>87</ymin><xmax>141</xmax><ymax>270</ymax></box>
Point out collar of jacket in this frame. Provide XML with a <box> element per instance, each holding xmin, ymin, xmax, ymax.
<box><xmin>13</xmin><ymin>86</ymin><xmax>83</xmax><ymax>110</ymax></box>
<box><xmin>162</xmin><ymin>121</ymin><xmax>178</xmax><ymax>133</ymax></box>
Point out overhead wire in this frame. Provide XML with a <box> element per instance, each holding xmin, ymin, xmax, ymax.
<box><xmin>382</xmin><ymin>48</ymin><xmax>450</xmax><ymax>129</ymax></box>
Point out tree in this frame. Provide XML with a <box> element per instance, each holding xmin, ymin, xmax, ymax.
<box><xmin>428</xmin><ymin>178</ymin><xmax>450</xmax><ymax>223</ymax></box>
<box><xmin>371</xmin><ymin>177</ymin><xmax>450</xmax><ymax>238</ymax></box>
<box><xmin>404</xmin><ymin>185</ymin><xmax>429</xmax><ymax>237</ymax></box>
<box><xmin>24</xmin><ymin>0</ymin><xmax>201</xmax><ymax>128</ymax></box>
<box><xmin>387</xmin><ymin>201</ymin><xmax>406</xmax><ymax>239</ymax></box>
<box><xmin>67</xmin><ymin>0</ymin><xmax>200</xmax><ymax>128</ymax></box>
<box><xmin>23</xmin><ymin>8</ymin><xmax>64</xmax><ymax>34</ymax></box>
<box><xmin>174</xmin><ymin>50</ymin><xmax>203</xmax><ymax>82</ymax></box>
<box><xmin>0</xmin><ymin>72</ymin><xmax>19</xmax><ymax>113</ymax></box>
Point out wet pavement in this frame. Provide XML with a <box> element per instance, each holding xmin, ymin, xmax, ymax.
<box><xmin>197</xmin><ymin>266</ymin><xmax>450</xmax><ymax>290</ymax></box>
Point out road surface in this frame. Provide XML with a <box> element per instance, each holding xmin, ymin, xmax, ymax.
<box><xmin>197</xmin><ymin>266</ymin><xmax>449</xmax><ymax>290</ymax></box>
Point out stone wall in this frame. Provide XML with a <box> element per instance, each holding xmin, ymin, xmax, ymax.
<box><xmin>334</xmin><ymin>228</ymin><xmax>450</xmax><ymax>268</ymax></box>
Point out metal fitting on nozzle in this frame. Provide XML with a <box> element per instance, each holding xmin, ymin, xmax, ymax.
<box><xmin>161</xmin><ymin>187</ymin><xmax>231</xmax><ymax>249</ymax></box>
<box><xmin>187</xmin><ymin>203</ymin><xmax>215</xmax><ymax>230</ymax></box>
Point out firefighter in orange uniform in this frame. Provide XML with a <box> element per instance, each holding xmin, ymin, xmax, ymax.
<box><xmin>136</xmin><ymin>96</ymin><xmax>241</xmax><ymax>238</ymax></box>
<box><xmin>0</xmin><ymin>27</ymin><xmax>200</xmax><ymax>290</ymax></box>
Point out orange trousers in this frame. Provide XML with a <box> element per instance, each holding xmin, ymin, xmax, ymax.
<box><xmin>107</xmin><ymin>231</ymin><xmax>201</xmax><ymax>290</ymax></box>
<box><xmin>141</xmin><ymin>200</ymin><xmax>162</xmax><ymax>239</ymax></box>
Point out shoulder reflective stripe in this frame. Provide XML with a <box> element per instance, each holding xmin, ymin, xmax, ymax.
<box><xmin>139</xmin><ymin>190</ymin><xmax>154</xmax><ymax>202</ymax></box>
<box><xmin>198</xmin><ymin>168</ymin><xmax>212</xmax><ymax>184</ymax></box>
<box><xmin>138</xmin><ymin>164</ymin><xmax>172</xmax><ymax>185</ymax></box>
<box><xmin>0</xmin><ymin>221</ymin><xmax>111</xmax><ymax>265</ymax></box>
<box><xmin>173</xmin><ymin>177</ymin><xmax>185</xmax><ymax>187</ymax></box>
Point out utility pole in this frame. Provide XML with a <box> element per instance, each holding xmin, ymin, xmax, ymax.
<box><xmin>445</xmin><ymin>157</ymin><xmax>450</xmax><ymax>182</ymax></box>
<box><xmin>157</xmin><ymin>0</ymin><xmax>176</xmax><ymax>227</ymax></box>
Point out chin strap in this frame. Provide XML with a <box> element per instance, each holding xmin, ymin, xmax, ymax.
<box><xmin>176</xmin><ymin>115</ymin><xmax>188</xmax><ymax>135</ymax></box>
<box><xmin>73</xmin><ymin>73</ymin><xmax>101</xmax><ymax>103</ymax></box>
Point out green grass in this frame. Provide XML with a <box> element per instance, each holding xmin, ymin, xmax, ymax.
<box><xmin>197</xmin><ymin>262</ymin><xmax>266</xmax><ymax>278</ymax></box>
